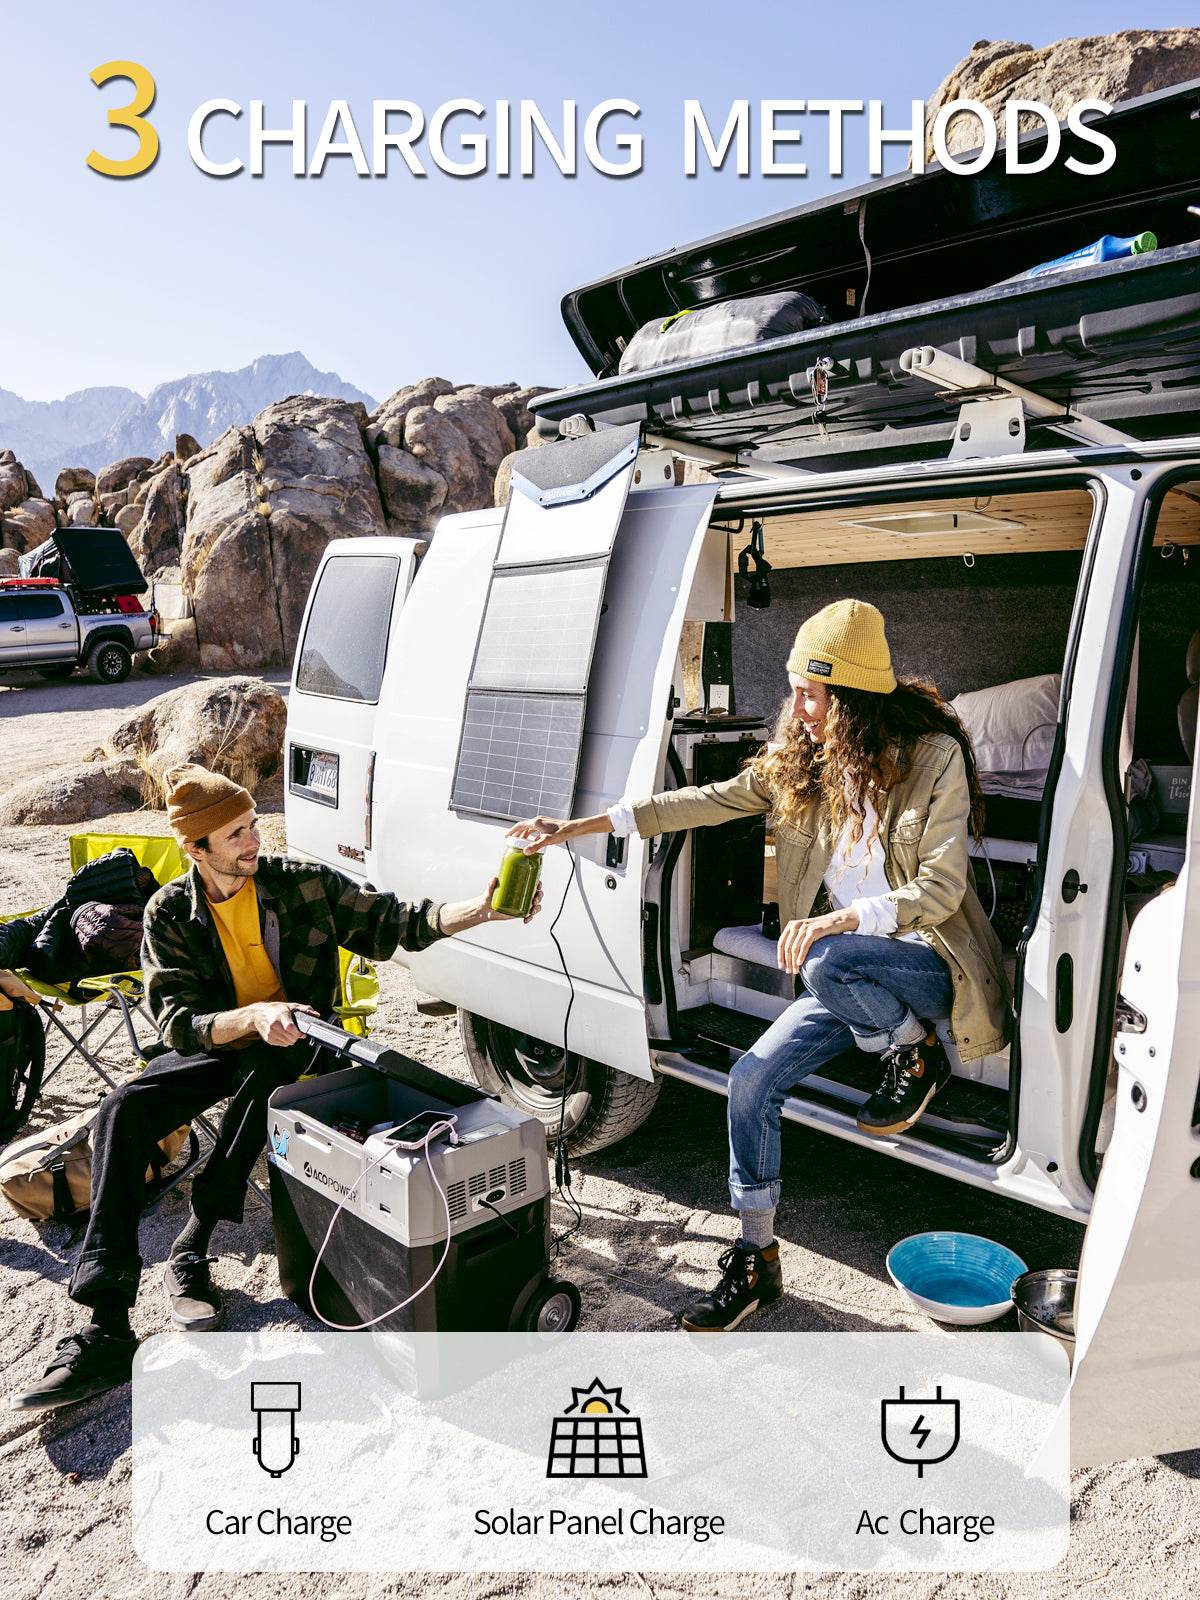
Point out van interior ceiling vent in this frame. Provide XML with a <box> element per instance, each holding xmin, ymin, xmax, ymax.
<box><xmin>837</xmin><ymin>511</ymin><xmax>1025</xmax><ymax>538</ymax></box>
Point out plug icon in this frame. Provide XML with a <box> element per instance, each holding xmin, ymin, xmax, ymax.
<box><xmin>880</xmin><ymin>1384</ymin><xmax>960</xmax><ymax>1477</ymax></box>
<box><xmin>251</xmin><ymin>1382</ymin><xmax>301</xmax><ymax>1478</ymax></box>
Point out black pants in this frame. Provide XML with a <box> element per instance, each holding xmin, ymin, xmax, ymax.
<box><xmin>69</xmin><ymin>1042</ymin><xmax>311</xmax><ymax>1309</ymax></box>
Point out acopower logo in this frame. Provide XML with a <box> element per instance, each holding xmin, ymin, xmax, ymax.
<box><xmin>302</xmin><ymin>1159</ymin><xmax>354</xmax><ymax>1198</ymax></box>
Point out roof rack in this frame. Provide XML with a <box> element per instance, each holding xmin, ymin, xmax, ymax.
<box><xmin>534</xmin><ymin>80</ymin><xmax>1200</xmax><ymax>472</ymax></box>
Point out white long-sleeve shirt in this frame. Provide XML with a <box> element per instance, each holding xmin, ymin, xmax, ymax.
<box><xmin>606</xmin><ymin>796</ymin><xmax>917</xmax><ymax>941</ymax></box>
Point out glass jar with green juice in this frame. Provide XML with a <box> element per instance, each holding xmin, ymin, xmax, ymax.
<box><xmin>492</xmin><ymin>845</ymin><xmax>542</xmax><ymax>917</ymax></box>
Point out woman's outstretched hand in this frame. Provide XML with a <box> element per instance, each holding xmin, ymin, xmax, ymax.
<box><xmin>506</xmin><ymin>817</ymin><xmax>578</xmax><ymax>854</ymax></box>
<box><xmin>776</xmin><ymin>908</ymin><xmax>859</xmax><ymax>973</ymax></box>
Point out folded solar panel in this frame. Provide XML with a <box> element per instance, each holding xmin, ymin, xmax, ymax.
<box><xmin>450</xmin><ymin>425</ymin><xmax>641</xmax><ymax>821</ymax></box>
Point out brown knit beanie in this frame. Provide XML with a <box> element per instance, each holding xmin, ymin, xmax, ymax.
<box><xmin>165</xmin><ymin>764</ymin><xmax>255</xmax><ymax>843</ymax></box>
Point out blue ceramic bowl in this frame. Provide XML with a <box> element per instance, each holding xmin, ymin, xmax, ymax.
<box><xmin>886</xmin><ymin>1232</ymin><xmax>1028</xmax><ymax>1325</ymax></box>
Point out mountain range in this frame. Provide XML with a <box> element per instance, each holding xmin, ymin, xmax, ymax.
<box><xmin>0</xmin><ymin>353</ymin><xmax>377</xmax><ymax>492</ymax></box>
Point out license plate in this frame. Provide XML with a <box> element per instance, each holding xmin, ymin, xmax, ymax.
<box><xmin>290</xmin><ymin>745</ymin><xmax>339</xmax><ymax>806</ymax></box>
<box><xmin>307</xmin><ymin>752</ymin><xmax>338</xmax><ymax>796</ymax></box>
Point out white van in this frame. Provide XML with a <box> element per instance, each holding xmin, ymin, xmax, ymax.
<box><xmin>285</xmin><ymin>84</ymin><xmax>1200</xmax><ymax>1464</ymax></box>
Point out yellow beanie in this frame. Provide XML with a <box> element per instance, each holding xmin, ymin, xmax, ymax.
<box><xmin>165</xmin><ymin>764</ymin><xmax>255</xmax><ymax>843</ymax></box>
<box><xmin>787</xmin><ymin>599</ymin><xmax>896</xmax><ymax>695</ymax></box>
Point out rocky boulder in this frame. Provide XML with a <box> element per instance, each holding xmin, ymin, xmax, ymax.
<box><xmin>175</xmin><ymin>432</ymin><xmax>201</xmax><ymax>463</ymax></box>
<box><xmin>127</xmin><ymin>460</ymin><xmax>185</xmax><ymax>574</ymax></box>
<box><xmin>0</xmin><ymin>452</ymin><xmax>55</xmax><ymax>549</ymax></box>
<box><xmin>925</xmin><ymin>30</ymin><xmax>1200</xmax><ymax>160</ymax></box>
<box><xmin>365</xmin><ymin>379</ymin><xmax>551</xmax><ymax>531</ymax></box>
<box><xmin>54</xmin><ymin>466</ymin><xmax>96</xmax><ymax>506</ymax></box>
<box><xmin>0</xmin><ymin>450</ymin><xmax>35</xmax><ymax>513</ymax></box>
<box><xmin>96</xmin><ymin>455</ymin><xmax>154</xmax><ymax>500</ymax></box>
<box><xmin>2</xmin><ymin>498</ymin><xmax>56</xmax><ymax>552</ymax></box>
<box><xmin>95</xmin><ymin>454</ymin><xmax>155</xmax><ymax>520</ymax></box>
<box><xmin>0</xmin><ymin>759</ymin><xmax>148</xmax><ymax>827</ymax></box>
<box><xmin>65</xmin><ymin>493</ymin><xmax>97</xmax><ymax>527</ymax></box>
<box><xmin>0</xmin><ymin>549</ymin><xmax>20</xmax><ymax>576</ymax></box>
<box><xmin>493</xmin><ymin>432</ymin><xmax>548</xmax><ymax>506</ymax></box>
<box><xmin>95</xmin><ymin>675</ymin><xmax>287</xmax><ymax>805</ymax></box>
<box><xmin>181</xmin><ymin>396</ymin><xmax>386</xmax><ymax>670</ymax></box>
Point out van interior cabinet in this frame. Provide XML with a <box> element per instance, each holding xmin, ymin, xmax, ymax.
<box><xmin>682</xmin><ymin>724</ymin><xmax>769</xmax><ymax>951</ymax></box>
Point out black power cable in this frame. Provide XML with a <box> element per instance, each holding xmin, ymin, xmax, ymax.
<box><xmin>546</xmin><ymin>839</ymin><xmax>582</xmax><ymax>1257</ymax></box>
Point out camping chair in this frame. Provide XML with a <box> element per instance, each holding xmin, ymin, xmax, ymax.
<box><xmin>7</xmin><ymin>832</ymin><xmax>381</xmax><ymax>1210</ymax></box>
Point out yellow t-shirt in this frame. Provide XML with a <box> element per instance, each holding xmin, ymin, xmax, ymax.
<box><xmin>205</xmin><ymin>879</ymin><xmax>285</xmax><ymax>1008</ymax></box>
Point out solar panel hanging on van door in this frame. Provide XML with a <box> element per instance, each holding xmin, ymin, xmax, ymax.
<box><xmin>449</xmin><ymin>423</ymin><xmax>641</xmax><ymax>822</ymax></box>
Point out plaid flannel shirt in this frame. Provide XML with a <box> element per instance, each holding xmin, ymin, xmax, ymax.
<box><xmin>141</xmin><ymin>856</ymin><xmax>445</xmax><ymax>1055</ymax></box>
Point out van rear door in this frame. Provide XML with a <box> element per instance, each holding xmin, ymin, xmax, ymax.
<box><xmin>285</xmin><ymin>537</ymin><xmax>422</xmax><ymax>878</ymax></box>
<box><xmin>1067</xmin><ymin>729</ymin><xmax>1200</xmax><ymax>1466</ymax></box>
<box><xmin>372</xmin><ymin>435</ymin><xmax>718</xmax><ymax>1079</ymax></box>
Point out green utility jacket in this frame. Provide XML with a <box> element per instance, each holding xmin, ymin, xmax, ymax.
<box><xmin>631</xmin><ymin>732</ymin><xmax>1010</xmax><ymax>1062</ymax></box>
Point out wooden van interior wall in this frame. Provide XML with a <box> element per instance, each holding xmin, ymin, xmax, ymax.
<box><xmin>750</xmin><ymin>486</ymin><xmax>1200</xmax><ymax>569</ymax></box>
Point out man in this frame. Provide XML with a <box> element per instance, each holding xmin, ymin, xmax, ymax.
<box><xmin>10</xmin><ymin>763</ymin><xmax>539</xmax><ymax>1411</ymax></box>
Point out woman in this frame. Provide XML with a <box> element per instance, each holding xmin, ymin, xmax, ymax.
<box><xmin>508</xmin><ymin>598</ymin><xmax>1009</xmax><ymax>1333</ymax></box>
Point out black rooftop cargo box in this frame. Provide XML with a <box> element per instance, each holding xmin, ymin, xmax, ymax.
<box><xmin>532</xmin><ymin>80</ymin><xmax>1200</xmax><ymax>469</ymax></box>
<box><xmin>19</xmin><ymin>527</ymin><xmax>149</xmax><ymax>597</ymax></box>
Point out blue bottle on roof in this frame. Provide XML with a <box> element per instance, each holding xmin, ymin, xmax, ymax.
<box><xmin>1018</xmin><ymin>231</ymin><xmax>1157</xmax><ymax>280</ymax></box>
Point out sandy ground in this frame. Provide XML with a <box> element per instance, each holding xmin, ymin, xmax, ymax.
<box><xmin>0</xmin><ymin>677</ymin><xmax>1197</xmax><ymax>1599</ymax></box>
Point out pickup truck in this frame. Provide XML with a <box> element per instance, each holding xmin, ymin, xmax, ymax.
<box><xmin>0</xmin><ymin>579</ymin><xmax>157</xmax><ymax>682</ymax></box>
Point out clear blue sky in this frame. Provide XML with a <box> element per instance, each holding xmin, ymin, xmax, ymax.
<box><xmin>1</xmin><ymin>2</ymin><xmax>1185</xmax><ymax>402</ymax></box>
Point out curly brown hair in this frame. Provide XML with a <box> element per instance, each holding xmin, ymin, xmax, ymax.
<box><xmin>750</xmin><ymin>677</ymin><xmax>986</xmax><ymax>844</ymax></box>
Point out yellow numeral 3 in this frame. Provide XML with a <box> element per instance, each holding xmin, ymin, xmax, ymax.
<box><xmin>87</xmin><ymin>60</ymin><xmax>159</xmax><ymax>178</ymax></box>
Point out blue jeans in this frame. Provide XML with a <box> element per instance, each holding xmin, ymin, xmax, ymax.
<box><xmin>727</xmin><ymin>933</ymin><xmax>953</xmax><ymax>1213</ymax></box>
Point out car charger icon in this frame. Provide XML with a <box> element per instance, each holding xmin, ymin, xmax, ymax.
<box><xmin>880</xmin><ymin>1384</ymin><xmax>960</xmax><ymax>1477</ymax></box>
<box><xmin>251</xmin><ymin>1382</ymin><xmax>302</xmax><ymax>1478</ymax></box>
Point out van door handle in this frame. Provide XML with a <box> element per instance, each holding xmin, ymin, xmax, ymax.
<box><xmin>1114</xmin><ymin>994</ymin><xmax>1147</xmax><ymax>1033</ymax></box>
<box><xmin>1061</xmin><ymin>868</ymin><xmax>1088</xmax><ymax>903</ymax></box>
<box><xmin>1055</xmin><ymin>953</ymin><xmax>1073</xmax><ymax>1033</ymax></box>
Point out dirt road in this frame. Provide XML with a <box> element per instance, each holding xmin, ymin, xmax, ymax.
<box><xmin>0</xmin><ymin>679</ymin><xmax>1196</xmax><ymax>1599</ymax></box>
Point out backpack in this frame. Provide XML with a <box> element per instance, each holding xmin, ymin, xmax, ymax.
<box><xmin>0</xmin><ymin>1003</ymin><xmax>46</xmax><ymax>1144</ymax></box>
<box><xmin>0</xmin><ymin>1108</ymin><xmax>195</xmax><ymax>1221</ymax></box>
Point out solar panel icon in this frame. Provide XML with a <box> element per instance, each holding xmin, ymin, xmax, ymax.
<box><xmin>546</xmin><ymin>1378</ymin><xmax>647</xmax><ymax>1479</ymax></box>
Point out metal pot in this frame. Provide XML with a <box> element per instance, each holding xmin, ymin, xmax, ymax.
<box><xmin>1011</xmin><ymin>1269</ymin><xmax>1078</xmax><ymax>1358</ymax></box>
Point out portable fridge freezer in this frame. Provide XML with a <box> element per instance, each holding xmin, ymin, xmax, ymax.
<box><xmin>266</xmin><ymin>1016</ymin><xmax>579</xmax><ymax>1334</ymax></box>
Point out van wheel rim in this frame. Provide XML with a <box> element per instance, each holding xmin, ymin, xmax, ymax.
<box><xmin>99</xmin><ymin>648</ymin><xmax>123</xmax><ymax>676</ymax></box>
<box><xmin>487</xmin><ymin>1024</ymin><xmax>583</xmax><ymax>1107</ymax></box>
<box><xmin>537</xmin><ymin>1292</ymin><xmax>575</xmax><ymax>1332</ymax></box>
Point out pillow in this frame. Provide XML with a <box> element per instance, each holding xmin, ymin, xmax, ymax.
<box><xmin>951</xmin><ymin>673</ymin><xmax>1061</xmax><ymax>776</ymax></box>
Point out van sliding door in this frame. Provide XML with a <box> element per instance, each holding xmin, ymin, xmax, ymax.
<box><xmin>1067</xmin><ymin>712</ymin><xmax>1200</xmax><ymax>1464</ymax></box>
<box><xmin>373</xmin><ymin>430</ymin><xmax>718</xmax><ymax>1079</ymax></box>
<box><xmin>1062</xmin><ymin>471</ymin><xmax>1200</xmax><ymax>1466</ymax></box>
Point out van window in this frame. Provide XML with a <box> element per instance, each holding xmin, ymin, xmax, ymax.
<box><xmin>296</xmin><ymin>554</ymin><xmax>400</xmax><ymax>702</ymax></box>
<box><xmin>0</xmin><ymin>597</ymin><xmax>19</xmax><ymax>622</ymax></box>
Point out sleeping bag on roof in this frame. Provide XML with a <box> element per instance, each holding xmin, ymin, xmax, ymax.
<box><xmin>617</xmin><ymin>289</ymin><xmax>829</xmax><ymax>376</ymax></box>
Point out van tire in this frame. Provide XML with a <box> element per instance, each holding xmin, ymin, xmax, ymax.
<box><xmin>87</xmin><ymin>640</ymin><xmax>132</xmax><ymax>684</ymax></box>
<box><xmin>458</xmin><ymin>1011</ymin><xmax>662</xmax><ymax>1157</ymax></box>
